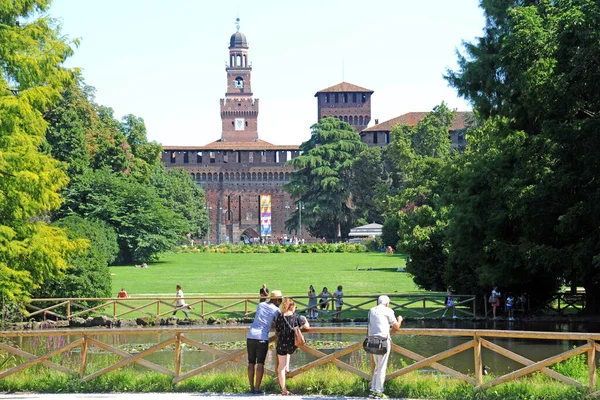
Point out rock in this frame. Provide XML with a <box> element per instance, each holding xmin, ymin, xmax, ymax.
<box><xmin>118</xmin><ymin>319</ymin><xmax>138</xmax><ymax>328</ymax></box>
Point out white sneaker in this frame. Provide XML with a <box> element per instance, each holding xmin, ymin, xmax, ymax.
<box><xmin>452</xmin><ymin>315</ymin><xmax>458</xmax><ymax>319</ymax></box>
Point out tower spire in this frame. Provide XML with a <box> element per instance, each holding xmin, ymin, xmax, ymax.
<box><xmin>236</xmin><ymin>17</ymin><xmax>240</xmax><ymax>32</ymax></box>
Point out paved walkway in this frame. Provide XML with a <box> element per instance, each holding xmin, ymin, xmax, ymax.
<box><xmin>0</xmin><ymin>393</ymin><xmax>422</xmax><ymax>400</ymax></box>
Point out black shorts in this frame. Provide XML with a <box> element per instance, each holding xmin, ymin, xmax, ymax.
<box><xmin>247</xmin><ymin>338</ymin><xmax>269</xmax><ymax>364</ymax></box>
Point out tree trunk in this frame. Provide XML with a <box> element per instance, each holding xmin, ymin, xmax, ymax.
<box><xmin>337</xmin><ymin>222</ymin><xmax>341</xmax><ymax>242</ymax></box>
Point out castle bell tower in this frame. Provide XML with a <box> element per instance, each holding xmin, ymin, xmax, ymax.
<box><xmin>220</xmin><ymin>18</ymin><xmax>259</xmax><ymax>142</ymax></box>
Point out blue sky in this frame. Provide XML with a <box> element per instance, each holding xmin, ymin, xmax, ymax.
<box><xmin>48</xmin><ymin>1</ymin><xmax>485</xmax><ymax>146</ymax></box>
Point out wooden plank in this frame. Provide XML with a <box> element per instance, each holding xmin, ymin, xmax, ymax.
<box><xmin>298</xmin><ymin>343</ymin><xmax>370</xmax><ymax>380</ymax></box>
<box><xmin>172</xmin><ymin>347</ymin><xmax>249</xmax><ymax>384</ymax></box>
<box><xmin>391</xmin><ymin>343</ymin><xmax>475</xmax><ymax>385</ymax></box>
<box><xmin>480</xmin><ymin>338</ymin><xmax>581</xmax><ymax>387</ymax></box>
<box><xmin>474</xmin><ymin>335</ymin><xmax>482</xmax><ymax>385</ymax></box>
<box><xmin>476</xmin><ymin>343</ymin><xmax>590</xmax><ymax>391</ymax></box>
<box><xmin>589</xmin><ymin>339</ymin><xmax>596</xmax><ymax>392</ymax></box>
<box><xmin>286</xmin><ymin>342</ymin><xmax>363</xmax><ymax>379</ymax></box>
<box><xmin>85</xmin><ymin>337</ymin><xmax>173</xmax><ymax>376</ymax></box>
<box><xmin>115</xmin><ymin>300</ymin><xmax>157</xmax><ymax>318</ymax></box>
<box><xmin>0</xmin><ymin>342</ymin><xmax>73</xmax><ymax>375</ymax></box>
<box><xmin>70</xmin><ymin>301</ymin><xmax>115</xmax><ymax>318</ymax></box>
<box><xmin>387</xmin><ymin>340</ymin><xmax>476</xmax><ymax>380</ymax></box>
<box><xmin>80</xmin><ymin>336</ymin><xmax>88</xmax><ymax>377</ymax></box>
<box><xmin>26</xmin><ymin>301</ymin><xmax>70</xmax><ymax>318</ymax></box>
<box><xmin>82</xmin><ymin>337</ymin><xmax>176</xmax><ymax>382</ymax></box>
<box><xmin>174</xmin><ymin>334</ymin><xmax>182</xmax><ymax>377</ymax></box>
<box><xmin>0</xmin><ymin>338</ymin><xmax>83</xmax><ymax>379</ymax></box>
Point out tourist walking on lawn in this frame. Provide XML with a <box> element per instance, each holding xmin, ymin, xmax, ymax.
<box><xmin>246</xmin><ymin>290</ymin><xmax>283</xmax><ymax>395</ymax></box>
<box><xmin>307</xmin><ymin>285</ymin><xmax>318</xmax><ymax>319</ymax></box>
<box><xmin>319</xmin><ymin>287</ymin><xmax>330</xmax><ymax>311</ymax></box>
<box><xmin>275</xmin><ymin>297</ymin><xmax>310</xmax><ymax>396</ymax></box>
<box><xmin>172</xmin><ymin>285</ymin><xmax>190</xmax><ymax>318</ymax></box>
<box><xmin>490</xmin><ymin>286</ymin><xmax>501</xmax><ymax>319</ymax></box>
<box><xmin>368</xmin><ymin>295</ymin><xmax>403</xmax><ymax>398</ymax></box>
<box><xmin>333</xmin><ymin>285</ymin><xmax>344</xmax><ymax>321</ymax></box>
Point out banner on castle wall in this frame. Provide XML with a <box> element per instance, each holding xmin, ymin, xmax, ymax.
<box><xmin>260</xmin><ymin>195</ymin><xmax>272</xmax><ymax>236</ymax></box>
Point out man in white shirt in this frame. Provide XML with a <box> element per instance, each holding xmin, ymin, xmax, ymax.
<box><xmin>368</xmin><ymin>295</ymin><xmax>402</xmax><ymax>398</ymax></box>
<box><xmin>246</xmin><ymin>289</ymin><xmax>283</xmax><ymax>395</ymax></box>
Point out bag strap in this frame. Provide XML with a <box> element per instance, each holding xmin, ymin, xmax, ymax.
<box><xmin>283</xmin><ymin>313</ymin><xmax>298</xmax><ymax>330</ymax></box>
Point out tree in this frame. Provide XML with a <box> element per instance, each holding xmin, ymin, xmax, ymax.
<box><xmin>59</xmin><ymin>168</ymin><xmax>185</xmax><ymax>263</ymax></box>
<box><xmin>33</xmin><ymin>216</ymin><xmax>118</xmax><ymax>300</ymax></box>
<box><xmin>445</xmin><ymin>0</ymin><xmax>600</xmax><ymax>311</ymax></box>
<box><xmin>285</xmin><ymin>118</ymin><xmax>367</xmax><ymax>240</ymax></box>
<box><xmin>0</xmin><ymin>1</ymin><xmax>85</xmax><ymax>303</ymax></box>
<box><xmin>150</xmin><ymin>166</ymin><xmax>208</xmax><ymax>239</ymax></box>
<box><xmin>349</xmin><ymin>146</ymin><xmax>386</xmax><ymax>226</ymax></box>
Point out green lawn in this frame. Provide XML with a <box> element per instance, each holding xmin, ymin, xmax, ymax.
<box><xmin>110</xmin><ymin>251</ymin><xmax>419</xmax><ymax>297</ymax></box>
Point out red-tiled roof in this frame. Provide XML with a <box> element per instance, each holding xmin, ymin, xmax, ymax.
<box><xmin>361</xmin><ymin>111</ymin><xmax>474</xmax><ymax>132</ymax></box>
<box><xmin>163</xmin><ymin>139</ymin><xmax>299</xmax><ymax>151</ymax></box>
<box><xmin>315</xmin><ymin>82</ymin><xmax>374</xmax><ymax>95</ymax></box>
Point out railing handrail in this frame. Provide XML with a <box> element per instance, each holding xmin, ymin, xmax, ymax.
<box><xmin>2</xmin><ymin>326</ymin><xmax>600</xmax><ymax>341</ymax></box>
<box><xmin>29</xmin><ymin>294</ymin><xmax>477</xmax><ymax>301</ymax></box>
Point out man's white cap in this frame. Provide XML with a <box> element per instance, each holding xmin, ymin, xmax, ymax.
<box><xmin>378</xmin><ymin>295</ymin><xmax>390</xmax><ymax>305</ymax></box>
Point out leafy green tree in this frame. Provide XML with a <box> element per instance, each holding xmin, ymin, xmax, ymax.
<box><xmin>378</xmin><ymin>104</ymin><xmax>457</xmax><ymax>290</ymax></box>
<box><xmin>445</xmin><ymin>0</ymin><xmax>600</xmax><ymax>311</ymax></box>
<box><xmin>0</xmin><ymin>0</ymin><xmax>85</xmax><ymax>303</ymax></box>
<box><xmin>59</xmin><ymin>168</ymin><xmax>185</xmax><ymax>263</ymax></box>
<box><xmin>285</xmin><ymin>117</ymin><xmax>367</xmax><ymax>240</ymax></box>
<box><xmin>120</xmin><ymin>114</ymin><xmax>162</xmax><ymax>182</ymax></box>
<box><xmin>33</xmin><ymin>216</ymin><xmax>118</xmax><ymax>300</ymax></box>
<box><xmin>150</xmin><ymin>166</ymin><xmax>207</xmax><ymax>239</ymax></box>
<box><xmin>349</xmin><ymin>146</ymin><xmax>386</xmax><ymax>226</ymax></box>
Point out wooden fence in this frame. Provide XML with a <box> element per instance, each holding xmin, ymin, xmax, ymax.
<box><xmin>24</xmin><ymin>294</ymin><xmax>478</xmax><ymax>321</ymax></box>
<box><xmin>0</xmin><ymin>327</ymin><xmax>598</xmax><ymax>395</ymax></box>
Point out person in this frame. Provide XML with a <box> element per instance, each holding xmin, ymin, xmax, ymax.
<box><xmin>319</xmin><ymin>287</ymin><xmax>330</xmax><ymax>311</ymax></box>
<box><xmin>368</xmin><ymin>295</ymin><xmax>403</xmax><ymax>398</ymax></box>
<box><xmin>516</xmin><ymin>293</ymin><xmax>527</xmax><ymax>312</ymax></box>
<box><xmin>333</xmin><ymin>285</ymin><xmax>344</xmax><ymax>321</ymax></box>
<box><xmin>307</xmin><ymin>285</ymin><xmax>318</xmax><ymax>320</ymax></box>
<box><xmin>117</xmin><ymin>288</ymin><xmax>129</xmax><ymax>298</ymax></box>
<box><xmin>259</xmin><ymin>284</ymin><xmax>269</xmax><ymax>302</ymax></box>
<box><xmin>172</xmin><ymin>285</ymin><xmax>190</xmax><ymax>318</ymax></box>
<box><xmin>247</xmin><ymin>289</ymin><xmax>283</xmax><ymax>395</ymax></box>
<box><xmin>506</xmin><ymin>293</ymin><xmax>515</xmax><ymax>321</ymax></box>
<box><xmin>275</xmin><ymin>297</ymin><xmax>310</xmax><ymax>396</ymax></box>
<box><xmin>442</xmin><ymin>288</ymin><xmax>456</xmax><ymax>319</ymax></box>
<box><xmin>491</xmin><ymin>286</ymin><xmax>501</xmax><ymax>319</ymax></box>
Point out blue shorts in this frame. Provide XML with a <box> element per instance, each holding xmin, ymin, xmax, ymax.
<box><xmin>506</xmin><ymin>305</ymin><xmax>513</xmax><ymax>311</ymax></box>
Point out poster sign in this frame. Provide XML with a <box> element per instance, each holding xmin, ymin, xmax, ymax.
<box><xmin>260</xmin><ymin>195</ymin><xmax>272</xmax><ymax>236</ymax></box>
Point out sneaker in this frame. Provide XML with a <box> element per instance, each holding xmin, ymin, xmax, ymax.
<box><xmin>452</xmin><ymin>315</ymin><xmax>458</xmax><ymax>319</ymax></box>
<box><xmin>370</xmin><ymin>392</ymin><xmax>388</xmax><ymax>399</ymax></box>
<box><xmin>251</xmin><ymin>389</ymin><xmax>265</xmax><ymax>395</ymax></box>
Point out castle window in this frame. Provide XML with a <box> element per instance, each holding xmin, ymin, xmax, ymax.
<box><xmin>183</xmin><ymin>152</ymin><xmax>189</xmax><ymax>163</ymax></box>
<box><xmin>235</xmin><ymin>77</ymin><xmax>244</xmax><ymax>89</ymax></box>
<box><xmin>170</xmin><ymin>151</ymin><xmax>176</xmax><ymax>164</ymax></box>
<box><xmin>249</xmin><ymin>152</ymin><xmax>254</xmax><ymax>163</ymax></box>
<box><xmin>197</xmin><ymin>151</ymin><xmax>202</xmax><ymax>163</ymax></box>
<box><xmin>359</xmin><ymin>116</ymin><xmax>364</xmax><ymax>125</ymax></box>
<box><xmin>210</xmin><ymin>152</ymin><xmax>215</xmax><ymax>163</ymax></box>
<box><xmin>373</xmin><ymin>133</ymin><xmax>378</xmax><ymax>144</ymax></box>
<box><xmin>385</xmin><ymin>132</ymin><xmax>390</xmax><ymax>144</ymax></box>
<box><xmin>342</xmin><ymin>93</ymin><xmax>348</xmax><ymax>103</ymax></box>
<box><xmin>275</xmin><ymin>152</ymin><xmax>280</xmax><ymax>163</ymax></box>
<box><xmin>335</xmin><ymin>93</ymin><xmax>339</xmax><ymax>103</ymax></box>
<box><xmin>362</xmin><ymin>93</ymin><xmax>367</xmax><ymax>103</ymax></box>
<box><xmin>246</xmin><ymin>121</ymin><xmax>248</xmax><ymax>127</ymax></box>
<box><xmin>324</xmin><ymin>94</ymin><xmax>329</xmax><ymax>103</ymax></box>
<box><xmin>223</xmin><ymin>151</ymin><xmax>228</xmax><ymax>163</ymax></box>
<box><xmin>236</xmin><ymin>151</ymin><xmax>240</xmax><ymax>163</ymax></box>
<box><xmin>353</xmin><ymin>93</ymin><xmax>357</xmax><ymax>103</ymax></box>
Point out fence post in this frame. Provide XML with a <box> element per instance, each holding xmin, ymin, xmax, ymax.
<box><xmin>80</xmin><ymin>335</ymin><xmax>88</xmax><ymax>378</ymax></box>
<box><xmin>245</xmin><ymin>299</ymin><xmax>248</xmax><ymax>316</ymax></box>
<box><xmin>175</xmin><ymin>333</ymin><xmax>182</xmax><ymax>377</ymax></box>
<box><xmin>473</xmin><ymin>296</ymin><xmax>477</xmax><ymax>318</ymax></box>
<box><xmin>474</xmin><ymin>334</ymin><xmax>482</xmax><ymax>385</ymax></box>
<box><xmin>588</xmin><ymin>339</ymin><xmax>596</xmax><ymax>392</ymax></box>
<box><xmin>113</xmin><ymin>301</ymin><xmax>117</xmax><ymax>318</ymax></box>
<box><xmin>422</xmin><ymin>297</ymin><xmax>426</xmax><ymax>317</ymax></box>
<box><xmin>67</xmin><ymin>301</ymin><xmax>71</xmax><ymax>320</ymax></box>
<box><xmin>157</xmin><ymin>300</ymin><xmax>160</xmax><ymax>318</ymax></box>
<box><xmin>484</xmin><ymin>297</ymin><xmax>488</xmax><ymax>318</ymax></box>
<box><xmin>201</xmin><ymin>300</ymin><xmax>205</xmax><ymax>317</ymax></box>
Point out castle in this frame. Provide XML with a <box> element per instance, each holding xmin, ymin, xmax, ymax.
<box><xmin>161</xmin><ymin>21</ymin><xmax>471</xmax><ymax>244</ymax></box>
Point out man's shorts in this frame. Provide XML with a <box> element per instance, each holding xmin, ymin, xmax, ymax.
<box><xmin>247</xmin><ymin>338</ymin><xmax>269</xmax><ymax>364</ymax></box>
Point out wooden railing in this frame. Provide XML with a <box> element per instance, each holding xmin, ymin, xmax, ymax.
<box><xmin>24</xmin><ymin>294</ymin><xmax>478</xmax><ymax>321</ymax></box>
<box><xmin>0</xmin><ymin>327</ymin><xmax>597</xmax><ymax>395</ymax></box>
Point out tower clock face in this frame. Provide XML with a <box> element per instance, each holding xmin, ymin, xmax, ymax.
<box><xmin>235</xmin><ymin>118</ymin><xmax>245</xmax><ymax>131</ymax></box>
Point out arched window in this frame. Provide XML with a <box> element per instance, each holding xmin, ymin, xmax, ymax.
<box><xmin>243</xmin><ymin>55</ymin><xmax>247</xmax><ymax>67</ymax></box>
<box><xmin>284</xmin><ymin>172</ymin><xmax>289</xmax><ymax>181</ymax></box>
<box><xmin>190</xmin><ymin>173</ymin><xmax>195</xmax><ymax>180</ymax></box>
<box><xmin>235</xmin><ymin>77</ymin><xmax>244</xmax><ymax>89</ymax></box>
<box><xmin>268</xmin><ymin>172</ymin><xmax>273</xmax><ymax>181</ymax></box>
<box><xmin>359</xmin><ymin>116</ymin><xmax>364</xmax><ymax>125</ymax></box>
<box><xmin>236</xmin><ymin>55</ymin><xmax>241</xmax><ymax>66</ymax></box>
<box><xmin>354</xmin><ymin>116</ymin><xmax>358</xmax><ymax>125</ymax></box>
<box><xmin>202</xmin><ymin>173</ymin><xmax>206</xmax><ymax>181</ymax></box>
<box><xmin>208</xmin><ymin>173</ymin><xmax>213</xmax><ymax>181</ymax></box>
<box><xmin>279</xmin><ymin>172</ymin><xmax>284</xmax><ymax>181</ymax></box>
<box><xmin>263</xmin><ymin>172</ymin><xmax>267</xmax><ymax>181</ymax></box>
<box><xmin>236</xmin><ymin>172</ymin><xmax>240</xmax><ymax>181</ymax></box>
<box><xmin>252</xmin><ymin>172</ymin><xmax>256</xmax><ymax>180</ymax></box>
<box><xmin>241</xmin><ymin>172</ymin><xmax>246</xmax><ymax>181</ymax></box>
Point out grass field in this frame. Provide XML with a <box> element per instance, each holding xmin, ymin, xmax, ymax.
<box><xmin>110</xmin><ymin>251</ymin><xmax>419</xmax><ymax>297</ymax></box>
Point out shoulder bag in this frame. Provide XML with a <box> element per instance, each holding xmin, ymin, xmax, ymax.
<box><xmin>284</xmin><ymin>314</ymin><xmax>306</xmax><ymax>347</ymax></box>
<box><xmin>363</xmin><ymin>312</ymin><xmax>388</xmax><ymax>355</ymax></box>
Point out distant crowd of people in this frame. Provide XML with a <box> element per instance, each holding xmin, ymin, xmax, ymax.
<box><xmin>260</xmin><ymin>283</ymin><xmax>344</xmax><ymax>321</ymax></box>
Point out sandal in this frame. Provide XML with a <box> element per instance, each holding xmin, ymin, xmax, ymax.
<box><xmin>281</xmin><ymin>390</ymin><xmax>293</xmax><ymax>396</ymax></box>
